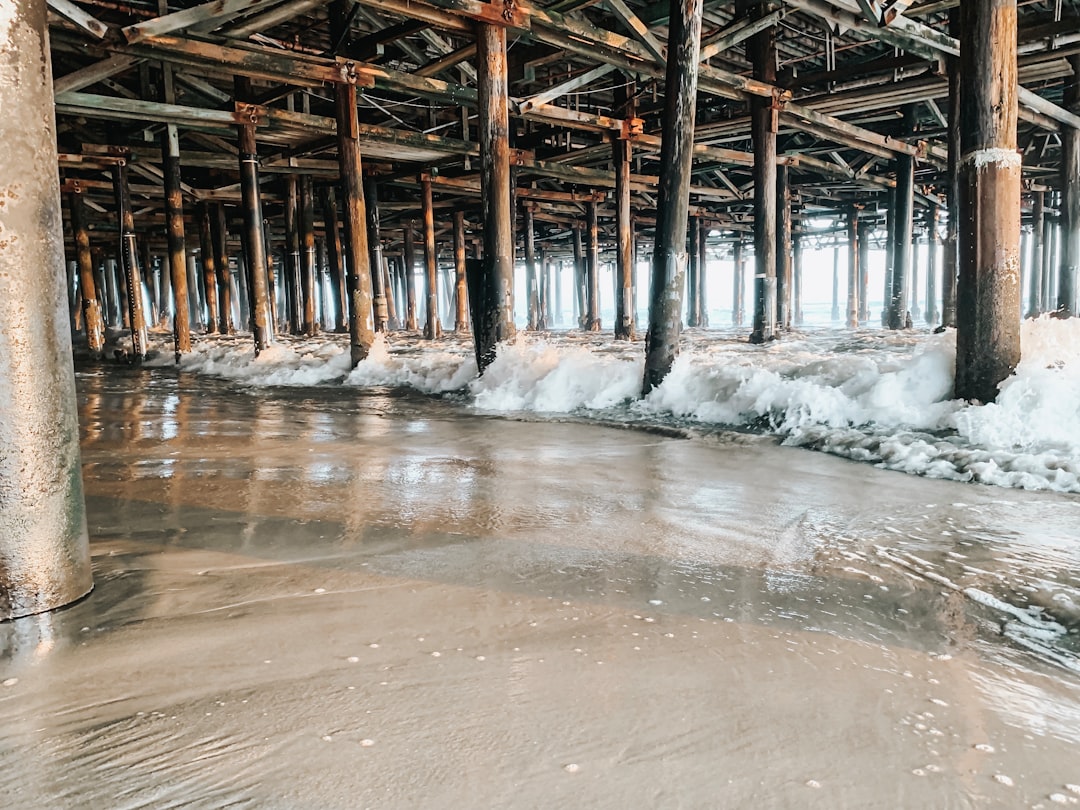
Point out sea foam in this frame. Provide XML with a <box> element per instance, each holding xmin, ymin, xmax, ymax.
<box><xmin>160</xmin><ymin>317</ymin><xmax>1080</xmax><ymax>494</ymax></box>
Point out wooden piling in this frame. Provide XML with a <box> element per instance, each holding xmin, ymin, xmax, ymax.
<box><xmin>161</xmin><ymin>126</ymin><xmax>191</xmax><ymax>358</ymax></box>
<box><xmin>211</xmin><ymin>203</ymin><xmax>233</xmax><ymax>334</ymax></box>
<box><xmin>745</xmin><ymin>0</ymin><xmax>777</xmax><ymax>344</ymax></box>
<box><xmin>453</xmin><ymin>210</ymin><xmax>469</xmax><ymax>332</ymax></box>
<box><xmin>776</xmin><ymin>164</ymin><xmax>792</xmax><ymax>329</ymax></box>
<box><xmin>421</xmin><ymin>175</ymin><xmax>441</xmax><ymax>339</ymax></box>
<box><xmin>236</xmin><ymin>105</ymin><xmax>271</xmax><ymax>353</ymax></box>
<box><xmin>474</xmin><ymin>22</ymin><xmax>516</xmax><ymax>372</ymax></box>
<box><xmin>888</xmin><ymin>106</ymin><xmax>916</xmax><ymax>329</ymax></box>
<box><xmin>573</xmin><ymin>226</ymin><xmax>586</xmax><ymax>327</ymax></box>
<box><xmin>831</xmin><ymin>245</ymin><xmax>840</xmax><ymax>322</ymax></box>
<box><xmin>858</xmin><ymin>218</ymin><xmax>871</xmax><ymax>324</ymax></box>
<box><xmin>320</xmin><ymin>186</ymin><xmax>348</xmax><ymax>333</ymax></box>
<box><xmin>613</xmin><ymin>86</ymin><xmax>635</xmax><ymax>340</ymax></box>
<box><xmin>911</xmin><ymin>225</ymin><xmax>922</xmax><ymax>322</ymax></box>
<box><xmin>688</xmin><ymin>216</ymin><xmax>701</xmax><ymax>327</ymax></box>
<box><xmin>299</xmin><ymin>176</ymin><xmax>318</xmax><ymax>335</ymax></box>
<box><xmin>403</xmin><ymin>222</ymin><xmax>418</xmax><ymax>330</ymax></box>
<box><xmin>732</xmin><ymin>239</ymin><xmax>744</xmax><ymax>325</ymax></box>
<box><xmin>197</xmin><ymin>202</ymin><xmax>218</xmax><ymax>334</ymax></box>
<box><xmin>642</xmin><ymin>0</ymin><xmax>703</xmax><ymax>393</ymax></box>
<box><xmin>926</xmin><ymin>204</ymin><xmax>940</xmax><ymax>323</ymax></box>
<box><xmin>524</xmin><ymin>206</ymin><xmax>540</xmax><ymax>330</ymax></box>
<box><xmin>586</xmin><ymin>200</ymin><xmax>601</xmax><ymax>331</ymax></box>
<box><xmin>334</xmin><ymin>80</ymin><xmax>376</xmax><ymax>364</ymax></box>
<box><xmin>68</xmin><ymin>192</ymin><xmax>105</xmax><ymax>356</ymax></box>
<box><xmin>847</xmin><ymin>208</ymin><xmax>859</xmax><ymax>328</ymax></box>
<box><xmin>941</xmin><ymin>9</ymin><xmax>961</xmax><ymax>328</ymax></box>
<box><xmin>954</xmin><ymin>0</ymin><xmax>1021</xmax><ymax>403</ymax></box>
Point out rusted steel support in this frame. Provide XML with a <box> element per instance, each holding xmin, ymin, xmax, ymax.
<box><xmin>299</xmin><ymin>175</ymin><xmax>318</xmax><ymax>335</ymax></box>
<box><xmin>421</xmin><ymin>175</ymin><xmax>441</xmax><ymax>339</ymax></box>
<box><xmin>954</xmin><ymin>0</ymin><xmax>1021</xmax><ymax>403</ymax></box>
<box><xmin>1027</xmin><ymin>191</ymin><xmax>1045</xmax><ymax>317</ymax></box>
<box><xmin>363</xmin><ymin>176</ymin><xmax>390</xmax><ymax>332</ymax></box>
<box><xmin>524</xmin><ymin>206</ymin><xmax>540</xmax><ymax>330</ymax></box>
<box><xmin>642</xmin><ymin>0</ymin><xmax>703</xmax><ymax>393</ymax></box>
<box><xmin>161</xmin><ymin>128</ymin><xmax>191</xmax><ymax>358</ymax></box>
<box><xmin>453</xmin><ymin>210</ymin><xmax>469</xmax><ymax>331</ymax></box>
<box><xmin>847</xmin><ymin>209</ymin><xmax>860</xmax><ymax>328</ymax></box>
<box><xmin>403</xmin><ymin>222</ymin><xmax>419</xmax><ymax>330</ymax></box>
<box><xmin>197</xmin><ymin>202</ymin><xmax>218</xmax><ymax>333</ymax></box>
<box><xmin>926</xmin><ymin>204</ymin><xmax>940</xmax><ymax>323</ymax></box>
<box><xmin>776</xmin><ymin>163</ymin><xmax>792</xmax><ymax>329</ymax></box>
<box><xmin>732</xmin><ymin>238</ymin><xmax>745</xmax><ymax>325</ymax></box>
<box><xmin>474</xmin><ymin>22</ymin><xmax>516</xmax><ymax>372</ymax></box>
<box><xmin>1059</xmin><ymin>55</ymin><xmax>1080</xmax><ymax>317</ymax></box>
<box><xmin>585</xmin><ymin>200</ymin><xmax>601</xmax><ymax>331</ymax></box>
<box><xmin>112</xmin><ymin>160</ymin><xmax>148</xmax><ymax>358</ymax></box>
<box><xmin>0</xmin><ymin>0</ymin><xmax>92</xmax><ymax>618</ymax></box>
<box><xmin>68</xmin><ymin>192</ymin><xmax>106</xmax><ymax>356</ymax></box>
<box><xmin>745</xmin><ymin>0</ymin><xmax>777</xmax><ymax>344</ymax></box>
<box><xmin>573</xmin><ymin>225</ymin><xmax>586</xmax><ymax>327</ymax></box>
<box><xmin>613</xmin><ymin>92</ymin><xmax>634</xmax><ymax>339</ymax></box>
<box><xmin>687</xmin><ymin>216</ymin><xmax>701</xmax><ymax>327</ymax></box>
<box><xmin>888</xmin><ymin>106</ymin><xmax>916</xmax><ymax>329</ymax></box>
<box><xmin>211</xmin><ymin>203</ymin><xmax>233</xmax><ymax>334</ymax></box>
<box><xmin>236</xmin><ymin>117</ymin><xmax>271</xmax><ymax>353</ymax></box>
<box><xmin>941</xmin><ymin>9</ymin><xmax>960</xmax><ymax>328</ymax></box>
<box><xmin>858</xmin><ymin>219</ymin><xmax>871</xmax><ymax>323</ymax></box>
<box><xmin>320</xmin><ymin>186</ymin><xmax>348</xmax><ymax>332</ymax></box>
<box><xmin>335</xmin><ymin>82</ymin><xmax>376</xmax><ymax>363</ymax></box>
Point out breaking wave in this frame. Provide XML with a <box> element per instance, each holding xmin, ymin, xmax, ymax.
<box><xmin>144</xmin><ymin>317</ymin><xmax>1080</xmax><ymax>494</ymax></box>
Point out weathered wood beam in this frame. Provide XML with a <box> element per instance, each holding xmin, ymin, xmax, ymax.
<box><xmin>123</xmin><ymin>0</ymin><xmax>282</xmax><ymax>44</ymax></box>
<box><xmin>698</xmin><ymin>7</ymin><xmax>782</xmax><ymax>62</ymax></box>
<box><xmin>53</xmin><ymin>54</ymin><xmax>140</xmax><ymax>94</ymax></box>
<box><xmin>47</xmin><ymin>0</ymin><xmax>108</xmax><ymax>39</ymax></box>
<box><xmin>522</xmin><ymin>63</ymin><xmax>616</xmax><ymax>109</ymax></box>
<box><xmin>415</xmin><ymin>43</ymin><xmax>477</xmax><ymax>78</ymax></box>
<box><xmin>604</xmin><ymin>0</ymin><xmax>666</xmax><ymax>61</ymax></box>
<box><xmin>226</xmin><ymin>0</ymin><xmax>322</xmax><ymax>37</ymax></box>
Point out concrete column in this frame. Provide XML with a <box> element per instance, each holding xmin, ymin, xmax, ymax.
<box><xmin>0</xmin><ymin>0</ymin><xmax>93</xmax><ymax>618</ymax></box>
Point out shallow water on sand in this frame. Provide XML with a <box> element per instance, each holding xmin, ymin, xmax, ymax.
<box><xmin>1</xmin><ymin>367</ymin><xmax>1078</xmax><ymax>808</ymax></box>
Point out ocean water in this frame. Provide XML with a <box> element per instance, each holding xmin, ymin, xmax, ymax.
<box><xmin>142</xmin><ymin>316</ymin><xmax>1080</xmax><ymax>494</ymax></box>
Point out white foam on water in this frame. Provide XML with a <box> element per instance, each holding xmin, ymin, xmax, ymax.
<box><xmin>162</xmin><ymin>317</ymin><xmax>1080</xmax><ymax>494</ymax></box>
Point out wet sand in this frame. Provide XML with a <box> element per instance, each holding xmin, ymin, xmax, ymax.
<box><xmin>1</xmin><ymin>366</ymin><xmax>1079</xmax><ymax>808</ymax></box>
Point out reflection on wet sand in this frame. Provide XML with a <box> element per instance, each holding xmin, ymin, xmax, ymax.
<box><xmin>1</xmin><ymin>367</ymin><xmax>1078</xmax><ymax>808</ymax></box>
